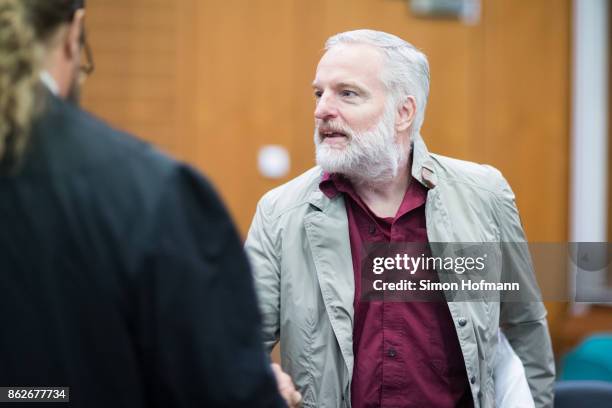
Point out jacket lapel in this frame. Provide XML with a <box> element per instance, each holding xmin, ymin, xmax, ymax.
<box><xmin>304</xmin><ymin>188</ymin><xmax>355</xmax><ymax>378</ymax></box>
<box><xmin>413</xmin><ymin>135</ymin><xmax>460</xmax><ymax>295</ymax></box>
<box><xmin>414</xmin><ymin>136</ymin><xmax>471</xmax><ymax>350</ymax></box>
<box><xmin>411</xmin><ymin>133</ymin><xmax>453</xmax><ymax>247</ymax></box>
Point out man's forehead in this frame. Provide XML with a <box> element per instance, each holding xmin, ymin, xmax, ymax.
<box><xmin>313</xmin><ymin>44</ymin><xmax>385</xmax><ymax>87</ymax></box>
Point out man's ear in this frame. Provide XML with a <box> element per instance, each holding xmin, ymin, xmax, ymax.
<box><xmin>395</xmin><ymin>95</ymin><xmax>417</xmax><ymax>132</ymax></box>
<box><xmin>64</xmin><ymin>9</ymin><xmax>86</xmax><ymax>61</ymax></box>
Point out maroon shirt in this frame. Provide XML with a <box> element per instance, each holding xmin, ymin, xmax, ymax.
<box><xmin>320</xmin><ymin>173</ymin><xmax>473</xmax><ymax>408</ymax></box>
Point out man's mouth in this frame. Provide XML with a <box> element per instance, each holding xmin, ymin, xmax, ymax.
<box><xmin>320</xmin><ymin>130</ymin><xmax>348</xmax><ymax>140</ymax></box>
<box><xmin>319</xmin><ymin>129</ymin><xmax>349</xmax><ymax>148</ymax></box>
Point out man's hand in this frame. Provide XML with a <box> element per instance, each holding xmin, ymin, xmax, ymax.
<box><xmin>271</xmin><ymin>363</ymin><xmax>302</xmax><ymax>408</ymax></box>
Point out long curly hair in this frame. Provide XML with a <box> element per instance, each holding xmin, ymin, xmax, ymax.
<box><xmin>0</xmin><ymin>0</ymin><xmax>40</xmax><ymax>171</ymax></box>
<box><xmin>0</xmin><ymin>0</ymin><xmax>85</xmax><ymax>172</ymax></box>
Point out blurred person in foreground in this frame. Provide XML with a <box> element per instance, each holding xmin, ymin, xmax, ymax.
<box><xmin>0</xmin><ymin>1</ymin><xmax>300</xmax><ymax>406</ymax></box>
<box><xmin>245</xmin><ymin>29</ymin><xmax>554</xmax><ymax>407</ymax></box>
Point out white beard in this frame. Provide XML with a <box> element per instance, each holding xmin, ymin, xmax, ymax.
<box><xmin>314</xmin><ymin>102</ymin><xmax>408</xmax><ymax>186</ymax></box>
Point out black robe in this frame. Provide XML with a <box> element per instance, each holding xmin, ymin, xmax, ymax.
<box><xmin>0</xmin><ymin>92</ymin><xmax>284</xmax><ymax>407</ymax></box>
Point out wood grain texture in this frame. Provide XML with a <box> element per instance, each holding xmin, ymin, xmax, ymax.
<box><xmin>81</xmin><ymin>0</ymin><xmax>572</xmax><ymax>358</ymax></box>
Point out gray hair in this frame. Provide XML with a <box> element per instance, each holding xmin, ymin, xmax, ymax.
<box><xmin>325</xmin><ymin>29</ymin><xmax>430</xmax><ymax>138</ymax></box>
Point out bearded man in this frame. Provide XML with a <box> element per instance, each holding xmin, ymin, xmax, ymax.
<box><xmin>245</xmin><ymin>29</ymin><xmax>555</xmax><ymax>408</ymax></box>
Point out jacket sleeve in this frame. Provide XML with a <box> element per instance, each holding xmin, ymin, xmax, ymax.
<box><xmin>244</xmin><ymin>195</ymin><xmax>281</xmax><ymax>354</ymax></box>
<box><xmin>133</xmin><ymin>163</ymin><xmax>284</xmax><ymax>407</ymax></box>
<box><xmin>492</xmin><ymin>171</ymin><xmax>555</xmax><ymax>408</ymax></box>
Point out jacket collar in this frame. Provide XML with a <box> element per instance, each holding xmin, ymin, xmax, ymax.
<box><xmin>411</xmin><ymin>133</ymin><xmax>438</xmax><ymax>189</ymax></box>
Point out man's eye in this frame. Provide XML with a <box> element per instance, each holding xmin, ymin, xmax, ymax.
<box><xmin>341</xmin><ymin>90</ymin><xmax>357</xmax><ymax>97</ymax></box>
<box><xmin>314</xmin><ymin>90</ymin><xmax>323</xmax><ymax>99</ymax></box>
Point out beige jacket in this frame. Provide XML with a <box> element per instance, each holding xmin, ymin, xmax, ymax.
<box><xmin>245</xmin><ymin>135</ymin><xmax>555</xmax><ymax>408</ymax></box>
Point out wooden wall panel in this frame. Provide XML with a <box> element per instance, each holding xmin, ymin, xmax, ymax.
<box><xmin>480</xmin><ymin>0</ymin><xmax>570</xmax><ymax>242</ymax></box>
<box><xmin>187</xmin><ymin>1</ymin><xmax>300</xmax><ymax>231</ymax></box>
<box><xmin>82</xmin><ymin>0</ymin><xmax>571</xmax><ymax>356</ymax></box>
<box><xmin>477</xmin><ymin>0</ymin><xmax>571</xmax><ymax>352</ymax></box>
<box><xmin>83</xmin><ymin>0</ymin><xmax>181</xmax><ymax>155</ymax></box>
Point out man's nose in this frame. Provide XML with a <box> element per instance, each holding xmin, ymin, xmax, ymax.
<box><xmin>314</xmin><ymin>93</ymin><xmax>338</xmax><ymax>121</ymax></box>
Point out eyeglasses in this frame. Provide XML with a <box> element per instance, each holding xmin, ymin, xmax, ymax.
<box><xmin>79</xmin><ymin>29</ymin><xmax>94</xmax><ymax>77</ymax></box>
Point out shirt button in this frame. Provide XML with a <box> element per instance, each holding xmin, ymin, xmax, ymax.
<box><xmin>387</xmin><ymin>348</ymin><xmax>397</xmax><ymax>358</ymax></box>
<box><xmin>368</xmin><ymin>224</ymin><xmax>377</xmax><ymax>235</ymax></box>
<box><xmin>477</xmin><ymin>391</ymin><xmax>483</xmax><ymax>399</ymax></box>
<box><xmin>470</xmin><ymin>375</ymin><xmax>476</xmax><ymax>384</ymax></box>
<box><xmin>458</xmin><ymin>317</ymin><xmax>468</xmax><ymax>327</ymax></box>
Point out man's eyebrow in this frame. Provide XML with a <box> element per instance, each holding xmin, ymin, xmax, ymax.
<box><xmin>336</xmin><ymin>81</ymin><xmax>366</xmax><ymax>92</ymax></box>
<box><xmin>311</xmin><ymin>81</ymin><xmax>369</xmax><ymax>94</ymax></box>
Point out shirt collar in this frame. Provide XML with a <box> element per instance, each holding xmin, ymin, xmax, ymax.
<box><xmin>319</xmin><ymin>168</ymin><xmax>428</xmax><ymax>223</ymax></box>
<box><xmin>40</xmin><ymin>71</ymin><xmax>59</xmax><ymax>96</ymax></box>
<box><xmin>319</xmin><ymin>172</ymin><xmax>352</xmax><ymax>199</ymax></box>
